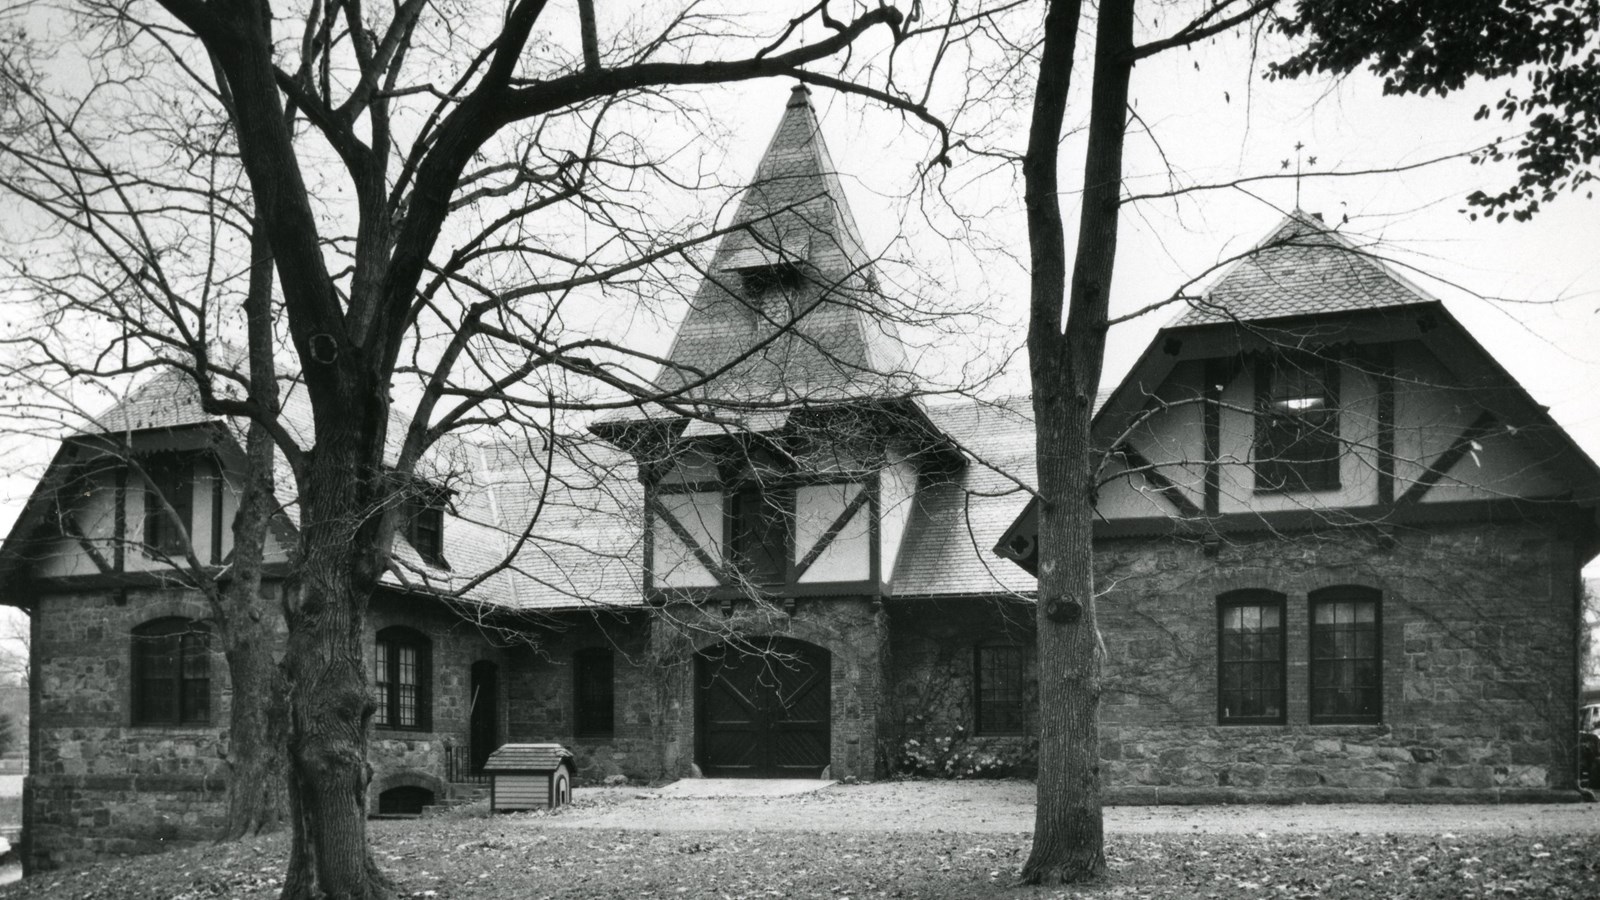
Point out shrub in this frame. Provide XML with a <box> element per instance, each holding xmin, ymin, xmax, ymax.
<box><xmin>895</xmin><ymin>727</ymin><xmax>1036</xmax><ymax>779</ymax></box>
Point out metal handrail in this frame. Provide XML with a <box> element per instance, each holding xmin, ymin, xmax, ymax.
<box><xmin>443</xmin><ymin>743</ymin><xmax>489</xmax><ymax>785</ymax></box>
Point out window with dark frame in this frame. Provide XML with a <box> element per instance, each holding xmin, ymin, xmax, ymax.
<box><xmin>132</xmin><ymin>618</ymin><xmax>210</xmax><ymax>726</ymax></box>
<box><xmin>574</xmin><ymin>648</ymin><xmax>615</xmax><ymax>739</ymax></box>
<box><xmin>142</xmin><ymin>453</ymin><xmax>194</xmax><ymax>558</ymax></box>
<box><xmin>1254</xmin><ymin>354</ymin><xmax>1341</xmax><ymax>492</ymax></box>
<box><xmin>1217</xmin><ymin>590</ymin><xmax>1286</xmax><ymax>725</ymax></box>
<box><xmin>1310</xmin><ymin>587</ymin><xmax>1382</xmax><ymax>724</ymax></box>
<box><xmin>729</xmin><ymin>484</ymin><xmax>788</xmax><ymax>585</ymax></box>
<box><xmin>974</xmin><ymin>643</ymin><xmax>1026</xmax><ymax>736</ymax></box>
<box><xmin>403</xmin><ymin>497</ymin><xmax>447</xmax><ymax>568</ymax></box>
<box><xmin>373</xmin><ymin>627</ymin><xmax>430</xmax><ymax>730</ymax></box>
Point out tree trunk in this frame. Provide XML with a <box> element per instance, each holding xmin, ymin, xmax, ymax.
<box><xmin>219</xmin><ymin>225</ymin><xmax>292</xmax><ymax>840</ymax></box>
<box><xmin>219</xmin><ymin>624</ymin><xmax>289</xmax><ymax>839</ymax></box>
<box><xmin>1021</xmin><ymin>0</ymin><xmax>1134</xmax><ymax>884</ymax></box>
<box><xmin>278</xmin><ymin>430</ymin><xmax>391</xmax><ymax>900</ymax></box>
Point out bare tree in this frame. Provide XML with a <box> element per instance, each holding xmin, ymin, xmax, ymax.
<box><xmin>0</xmin><ymin>0</ymin><xmax>945</xmax><ymax>895</ymax></box>
<box><xmin>826</xmin><ymin>0</ymin><xmax>1587</xmax><ymax>884</ymax></box>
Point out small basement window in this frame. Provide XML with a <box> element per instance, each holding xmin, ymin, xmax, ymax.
<box><xmin>377</xmin><ymin>785</ymin><xmax>434</xmax><ymax>816</ymax></box>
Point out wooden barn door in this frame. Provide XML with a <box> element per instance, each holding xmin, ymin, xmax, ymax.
<box><xmin>697</xmin><ymin>638</ymin><xmax>830</xmax><ymax>778</ymax></box>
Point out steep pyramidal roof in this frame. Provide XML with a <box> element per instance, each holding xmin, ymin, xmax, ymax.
<box><xmin>653</xmin><ymin>85</ymin><xmax>910</xmax><ymax>408</ymax></box>
<box><xmin>1174</xmin><ymin>210</ymin><xmax>1435</xmax><ymax>327</ymax></box>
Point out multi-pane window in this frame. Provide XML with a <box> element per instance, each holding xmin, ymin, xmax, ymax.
<box><xmin>373</xmin><ymin>627</ymin><xmax>430</xmax><ymax>730</ymax></box>
<box><xmin>974</xmin><ymin>643</ymin><xmax>1026</xmax><ymax>735</ymax></box>
<box><xmin>132</xmin><ymin>618</ymin><xmax>210</xmax><ymax>725</ymax></box>
<box><xmin>1255</xmin><ymin>355</ymin><xmax>1340</xmax><ymax>492</ymax></box>
<box><xmin>574</xmin><ymin>648</ymin><xmax>615</xmax><ymax>739</ymax></box>
<box><xmin>142</xmin><ymin>454</ymin><xmax>194</xmax><ymax>558</ymax></box>
<box><xmin>1217</xmin><ymin>591</ymin><xmax>1286</xmax><ymax>724</ymax></box>
<box><xmin>1310</xmin><ymin>587</ymin><xmax>1382</xmax><ymax>723</ymax></box>
<box><xmin>729</xmin><ymin>485</ymin><xmax>788</xmax><ymax>584</ymax></box>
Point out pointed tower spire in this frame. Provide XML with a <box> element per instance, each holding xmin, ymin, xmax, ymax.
<box><xmin>654</xmin><ymin>85</ymin><xmax>909</xmax><ymax>407</ymax></box>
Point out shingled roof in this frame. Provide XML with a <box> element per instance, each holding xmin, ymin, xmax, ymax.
<box><xmin>1173</xmin><ymin>210</ymin><xmax>1435</xmax><ymax>327</ymax></box>
<box><xmin>648</xmin><ymin>85</ymin><xmax>912</xmax><ymax>408</ymax></box>
<box><xmin>482</xmin><ymin>743</ymin><xmax>574</xmax><ymax>772</ymax></box>
<box><xmin>891</xmin><ymin>397</ymin><xmax>1037</xmax><ymax>597</ymax></box>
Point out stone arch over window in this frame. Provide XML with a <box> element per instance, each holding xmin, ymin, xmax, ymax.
<box><xmin>1308</xmin><ymin>585</ymin><xmax>1382</xmax><ymax>724</ymax></box>
<box><xmin>131</xmin><ymin>617</ymin><xmax>212</xmax><ymax>726</ymax></box>
<box><xmin>373</xmin><ymin>626</ymin><xmax>431</xmax><ymax>731</ymax></box>
<box><xmin>370</xmin><ymin>770</ymin><xmax>444</xmax><ymax>816</ymax></box>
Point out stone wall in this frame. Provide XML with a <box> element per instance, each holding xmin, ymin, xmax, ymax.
<box><xmin>25</xmin><ymin>586</ymin><xmax>238</xmax><ymax>871</ymax></box>
<box><xmin>365</xmin><ymin>596</ymin><xmax>513</xmax><ymax>810</ymax></box>
<box><xmin>644</xmin><ymin>596</ymin><xmax>887</xmax><ymax>782</ymax></box>
<box><xmin>1094</xmin><ymin>519</ymin><xmax>1581</xmax><ymax>802</ymax></box>
<box><xmin>22</xmin><ymin>584</ymin><xmax>507</xmax><ymax>872</ymax></box>
<box><xmin>883</xmin><ymin>596</ymin><xmax>1038</xmax><ymax>778</ymax></box>
<box><xmin>501</xmin><ymin>613</ymin><xmax>659</xmax><ymax>782</ymax></box>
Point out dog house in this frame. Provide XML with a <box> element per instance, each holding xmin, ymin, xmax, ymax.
<box><xmin>483</xmin><ymin>743</ymin><xmax>576</xmax><ymax>812</ymax></box>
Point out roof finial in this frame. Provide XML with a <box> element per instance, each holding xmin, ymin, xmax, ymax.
<box><xmin>788</xmin><ymin>83</ymin><xmax>812</xmax><ymax>107</ymax></box>
<box><xmin>1281</xmin><ymin>141</ymin><xmax>1316</xmax><ymax>211</ymax></box>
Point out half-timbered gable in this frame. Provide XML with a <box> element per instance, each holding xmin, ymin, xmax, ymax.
<box><xmin>998</xmin><ymin>212</ymin><xmax>1600</xmax><ymax>801</ymax></box>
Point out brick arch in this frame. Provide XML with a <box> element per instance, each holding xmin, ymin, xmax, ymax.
<box><xmin>686</xmin><ymin>616</ymin><xmax>854</xmax><ymax>662</ymax></box>
<box><xmin>1302</xmin><ymin>572</ymin><xmax>1394</xmax><ymax>599</ymax></box>
<box><xmin>368</xmin><ymin>769</ymin><xmax>445</xmax><ymax>813</ymax></box>
<box><xmin>1205</xmin><ymin>570</ymin><xmax>1303</xmax><ymax>599</ymax></box>
<box><xmin>129</xmin><ymin>596</ymin><xmax>214</xmax><ymax>626</ymax></box>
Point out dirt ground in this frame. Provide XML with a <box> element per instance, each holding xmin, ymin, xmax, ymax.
<box><xmin>549</xmin><ymin>779</ymin><xmax>1600</xmax><ymax>835</ymax></box>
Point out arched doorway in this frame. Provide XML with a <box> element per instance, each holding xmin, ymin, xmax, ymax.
<box><xmin>469</xmin><ymin>661</ymin><xmax>499</xmax><ymax>773</ymax></box>
<box><xmin>697</xmin><ymin>637</ymin><xmax>830</xmax><ymax>778</ymax></box>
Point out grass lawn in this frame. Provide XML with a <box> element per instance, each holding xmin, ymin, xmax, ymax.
<box><xmin>1</xmin><ymin>806</ymin><xmax>1598</xmax><ymax>899</ymax></box>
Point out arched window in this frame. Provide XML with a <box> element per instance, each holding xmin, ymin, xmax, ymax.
<box><xmin>132</xmin><ymin>617</ymin><xmax>211</xmax><ymax>725</ymax></box>
<box><xmin>574</xmin><ymin>648</ymin><xmax>615</xmax><ymax>739</ymax></box>
<box><xmin>373</xmin><ymin>626</ymin><xmax>431</xmax><ymax>731</ymax></box>
<box><xmin>1217</xmin><ymin>590</ymin><xmax>1286</xmax><ymax>725</ymax></box>
<box><xmin>1309</xmin><ymin>586</ymin><xmax>1382</xmax><ymax>724</ymax></box>
<box><xmin>974</xmin><ymin>642</ymin><xmax>1027</xmax><ymax>736</ymax></box>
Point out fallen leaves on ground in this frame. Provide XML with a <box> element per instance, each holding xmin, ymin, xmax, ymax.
<box><xmin>1</xmin><ymin>808</ymin><xmax>1596</xmax><ymax>899</ymax></box>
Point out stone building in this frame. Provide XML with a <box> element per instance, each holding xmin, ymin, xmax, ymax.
<box><xmin>1</xmin><ymin>86</ymin><xmax>1597</xmax><ymax>871</ymax></box>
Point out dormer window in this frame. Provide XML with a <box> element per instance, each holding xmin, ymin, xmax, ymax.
<box><xmin>1254</xmin><ymin>354</ymin><xmax>1340</xmax><ymax>492</ymax></box>
<box><xmin>741</xmin><ymin>262</ymin><xmax>804</xmax><ymax>297</ymax></box>
<box><xmin>403</xmin><ymin>496</ymin><xmax>447</xmax><ymax>568</ymax></box>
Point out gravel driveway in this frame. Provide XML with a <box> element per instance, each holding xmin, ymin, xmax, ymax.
<box><xmin>547</xmin><ymin>779</ymin><xmax>1600</xmax><ymax>835</ymax></box>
